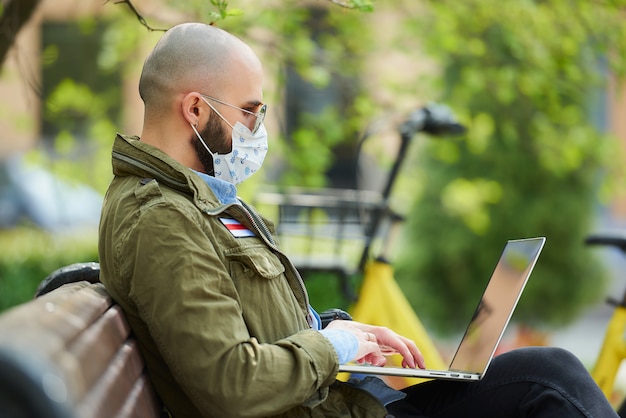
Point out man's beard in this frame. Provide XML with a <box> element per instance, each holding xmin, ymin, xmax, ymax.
<box><xmin>192</xmin><ymin>116</ymin><xmax>231</xmax><ymax>175</ymax></box>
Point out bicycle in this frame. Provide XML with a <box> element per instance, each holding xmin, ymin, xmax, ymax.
<box><xmin>348</xmin><ymin>138</ymin><xmax>626</xmax><ymax>403</ymax></box>
<box><xmin>345</xmin><ymin>104</ymin><xmax>467</xmax><ymax>388</ymax></box>
<box><xmin>584</xmin><ymin>231</ymin><xmax>626</xmax><ymax>416</ymax></box>
<box><xmin>341</xmin><ymin>135</ymin><xmax>626</xmax><ymax>404</ymax></box>
<box><xmin>349</xmin><ymin>114</ymin><xmax>626</xmax><ymax>405</ymax></box>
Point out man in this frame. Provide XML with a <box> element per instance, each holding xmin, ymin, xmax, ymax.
<box><xmin>99</xmin><ymin>22</ymin><xmax>617</xmax><ymax>417</ymax></box>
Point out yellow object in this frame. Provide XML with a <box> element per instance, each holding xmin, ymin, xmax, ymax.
<box><xmin>592</xmin><ymin>306</ymin><xmax>626</xmax><ymax>399</ymax></box>
<box><xmin>339</xmin><ymin>260</ymin><xmax>447</xmax><ymax>389</ymax></box>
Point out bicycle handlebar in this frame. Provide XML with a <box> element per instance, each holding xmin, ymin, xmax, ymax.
<box><xmin>358</xmin><ymin>103</ymin><xmax>466</xmax><ymax>271</ymax></box>
<box><xmin>586</xmin><ymin>232</ymin><xmax>626</xmax><ymax>254</ymax></box>
<box><xmin>399</xmin><ymin>103</ymin><xmax>467</xmax><ymax>139</ymax></box>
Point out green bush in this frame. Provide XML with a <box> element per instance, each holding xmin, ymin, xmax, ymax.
<box><xmin>396</xmin><ymin>134</ymin><xmax>607</xmax><ymax>335</ymax></box>
<box><xmin>0</xmin><ymin>228</ymin><xmax>98</xmax><ymax>312</ymax></box>
<box><xmin>395</xmin><ymin>0</ymin><xmax>626</xmax><ymax>336</ymax></box>
<box><xmin>303</xmin><ymin>270</ymin><xmax>361</xmax><ymax>313</ymax></box>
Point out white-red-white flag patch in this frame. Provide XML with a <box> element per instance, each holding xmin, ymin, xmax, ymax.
<box><xmin>219</xmin><ymin>218</ymin><xmax>255</xmax><ymax>238</ymax></box>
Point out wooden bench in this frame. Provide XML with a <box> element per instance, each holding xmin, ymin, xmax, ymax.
<box><xmin>0</xmin><ymin>263</ymin><xmax>162</xmax><ymax>418</ymax></box>
<box><xmin>0</xmin><ymin>263</ymin><xmax>352</xmax><ymax>418</ymax></box>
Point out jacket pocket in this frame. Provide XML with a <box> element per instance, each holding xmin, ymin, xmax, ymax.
<box><xmin>224</xmin><ymin>244</ymin><xmax>302</xmax><ymax>341</ymax></box>
<box><xmin>224</xmin><ymin>244</ymin><xmax>285</xmax><ymax>280</ymax></box>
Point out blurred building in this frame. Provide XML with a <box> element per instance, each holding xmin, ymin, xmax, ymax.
<box><xmin>0</xmin><ymin>0</ymin><xmax>145</xmax><ymax>156</ymax></box>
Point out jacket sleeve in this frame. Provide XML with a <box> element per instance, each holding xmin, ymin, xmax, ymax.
<box><xmin>120</xmin><ymin>201</ymin><xmax>340</xmax><ymax>417</ymax></box>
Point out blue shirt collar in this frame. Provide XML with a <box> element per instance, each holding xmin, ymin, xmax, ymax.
<box><xmin>191</xmin><ymin>169</ymin><xmax>239</xmax><ymax>205</ymax></box>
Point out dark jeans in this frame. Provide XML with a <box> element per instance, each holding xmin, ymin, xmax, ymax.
<box><xmin>386</xmin><ymin>347</ymin><xmax>618</xmax><ymax>418</ymax></box>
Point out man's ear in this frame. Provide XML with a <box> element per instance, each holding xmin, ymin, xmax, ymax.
<box><xmin>181</xmin><ymin>92</ymin><xmax>207</xmax><ymax>126</ymax></box>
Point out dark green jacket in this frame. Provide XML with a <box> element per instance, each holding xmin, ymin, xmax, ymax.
<box><xmin>98</xmin><ymin>134</ymin><xmax>387</xmax><ymax>417</ymax></box>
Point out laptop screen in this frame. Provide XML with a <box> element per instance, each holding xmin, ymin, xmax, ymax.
<box><xmin>448</xmin><ymin>237</ymin><xmax>546</xmax><ymax>374</ymax></box>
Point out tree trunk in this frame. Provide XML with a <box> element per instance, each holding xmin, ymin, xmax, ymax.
<box><xmin>0</xmin><ymin>0</ymin><xmax>41</xmax><ymax>66</ymax></box>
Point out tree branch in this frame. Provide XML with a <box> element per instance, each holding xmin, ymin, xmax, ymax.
<box><xmin>327</xmin><ymin>0</ymin><xmax>373</xmax><ymax>10</ymax></box>
<box><xmin>327</xmin><ymin>0</ymin><xmax>358</xmax><ymax>8</ymax></box>
<box><xmin>112</xmin><ymin>0</ymin><xmax>372</xmax><ymax>34</ymax></box>
<box><xmin>107</xmin><ymin>0</ymin><xmax>167</xmax><ymax>32</ymax></box>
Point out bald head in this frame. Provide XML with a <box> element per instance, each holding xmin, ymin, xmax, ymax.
<box><xmin>139</xmin><ymin>23</ymin><xmax>256</xmax><ymax>117</ymax></box>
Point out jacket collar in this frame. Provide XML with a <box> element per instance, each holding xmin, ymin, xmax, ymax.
<box><xmin>111</xmin><ymin>133</ymin><xmax>230</xmax><ymax>211</ymax></box>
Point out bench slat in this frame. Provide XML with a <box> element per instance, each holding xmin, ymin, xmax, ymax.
<box><xmin>0</xmin><ymin>282</ymin><xmax>112</xmax><ymax>357</ymax></box>
<box><xmin>76</xmin><ymin>340</ymin><xmax>148</xmax><ymax>418</ymax></box>
<box><xmin>117</xmin><ymin>375</ymin><xmax>163</xmax><ymax>418</ymax></box>
<box><xmin>0</xmin><ymin>280</ymin><xmax>162</xmax><ymax>417</ymax></box>
<box><xmin>57</xmin><ymin>305</ymin><xmax>131</xmax><ymax>402</ymax></box>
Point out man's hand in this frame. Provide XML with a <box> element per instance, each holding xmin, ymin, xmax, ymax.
<box><xmin>325</xmin><ymin>320</ymin><xmax>426</xmax><ymax>369</ymax></box>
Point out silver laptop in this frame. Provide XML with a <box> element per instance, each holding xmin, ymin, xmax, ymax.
<box><xmin>339</xmin><ymin>237</ymin><xmax>546</xmax><ymax>381</ymax></box>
